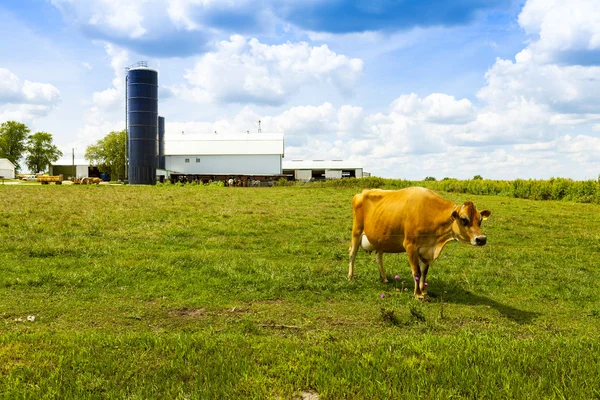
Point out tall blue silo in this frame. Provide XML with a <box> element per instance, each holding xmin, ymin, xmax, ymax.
<box><xmin>158</xmin><ymin>116</ymin><xmax>165</xmax><ymax>170</ymax></box>
<box><xmin>127</xmin><ymin>65</ymin><xmax>158</xmax><ymax>184</ymax></box>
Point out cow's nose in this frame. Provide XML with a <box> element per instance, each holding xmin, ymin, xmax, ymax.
<box><xmin>475</xmin><ymin>236</ymin><xmax>487</xmax><ymax>246</ymax></box>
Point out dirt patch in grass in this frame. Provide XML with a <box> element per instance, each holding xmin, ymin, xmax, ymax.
<box><xmin>168</xmin><ymin>307</ymin><xmax>207</xmax><ymax>318</ymax></box>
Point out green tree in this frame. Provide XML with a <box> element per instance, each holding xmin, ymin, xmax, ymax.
<box><xmin>25</xmin><ymin>132</ymin><xmax>63</xmax><ymax>174</ymax></box>
<box><xmin>424</xmin><ymin>176</ymin><xmax>436</xmax><ymax>181</ymax></box>
<box><xmin>85</xmin><ymin>130</ymin><xmax>126</xmax><ymax>179</ymax></box>
<box><xmin>473</xmin><ymin>174</ymin><xmax>483</xmax><ymax>180</ymax></box>
<box><xmin>0</xmin><ymin>121</ymin><xmax>30</xmax><ymax>171</ymax></box>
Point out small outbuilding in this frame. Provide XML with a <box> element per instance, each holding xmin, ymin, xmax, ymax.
<box><xmin>50</xmin><ymin>159</ymin><xmax>93</xmax><ymax>180</ymax></box>
<box><xmin>0</xmin><ymin>158</ymin><xmax>16</xmax><ymax>179</ymax></box>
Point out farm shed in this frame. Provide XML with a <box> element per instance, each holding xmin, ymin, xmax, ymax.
<box><xmin>164</xmin><ymin>133</ymin><xmax>284</xmax><ymax>176</ymax></box>
<box><xmin>50</xmin><ymin>159</ymin><xmax>97</xmax><ymax>180</ymax></box>
<box><xmin>282</xmin><ymin>160</ymin><xmax>365</xmax><ymax>182</ymax></box>
<box><xmin>0</xmin><ymin>158</ymin><xmax>16</xmax><ymax>179</ymax></box>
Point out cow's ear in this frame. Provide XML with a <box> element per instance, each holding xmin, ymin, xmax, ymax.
<box><xmin>481</xmin><ymin>210</ymin><xmax>491</xmax><ymax>220</ymax></box>
<box><xmin>451</xmin><ymin>210</ymin><xmax>460</xmax><ymax>220</ymax></box>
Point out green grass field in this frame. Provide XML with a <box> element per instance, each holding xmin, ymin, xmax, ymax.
<box><xmin>1</xmin><ymin>185</ymin><xmax>599</xmax><ymax>399</ymax></box>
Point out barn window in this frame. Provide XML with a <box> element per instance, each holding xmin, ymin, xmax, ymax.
<box><xmin>184</xmin><ymin>158</ymin><xmax>190</xmax><ymax>163</ymax></box>
<box><xmin>196</xmin><ymin>158</ymin><xmax>201</xmax><ymax>163</ymax></box>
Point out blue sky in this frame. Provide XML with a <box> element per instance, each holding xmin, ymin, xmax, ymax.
<box><xmin>1</xmin><ymin>0</ymin><xmax>599</xmax><ymax>179</ymax></box>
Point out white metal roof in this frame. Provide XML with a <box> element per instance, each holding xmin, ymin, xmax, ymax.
<box><xmin>165</xmin><ymin>133</ymin><xmax>284</xmax><ymax>156</ymax></box>
<box><xmin>0</xmin><ymin>158</ymin><xmax>16</xmax><ymax>168</ymax></box>
<box><xmin>128</xmin><ymin>65</ymin><xmax>157</xmax><ymax>72</ymax></box>
<box><xmin>53</xmin><ymin>158</ymin><xmax>89</xmax><ymax>166</ymax></box>
<box><xmin>282</xmin><ymin>160</ymin><xmax>362</xmax><ymax>170</ymax></box>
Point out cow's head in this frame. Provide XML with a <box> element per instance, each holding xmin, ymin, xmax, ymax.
<box><xmin>451</xmin><ymin>202</ymin><xmax>491</xmax><ymax>246</ymax></box>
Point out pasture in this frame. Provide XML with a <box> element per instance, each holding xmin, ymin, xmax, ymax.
<box><xmin>1</xmin><ymin>184</ymin><xmax>599</xmax><ymax>399</ymax></box>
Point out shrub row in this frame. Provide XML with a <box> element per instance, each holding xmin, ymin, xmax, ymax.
<box><xmin>289</xmin><ymin>177</ymin><xmax>600</xmax><ymax>204</ymax></box>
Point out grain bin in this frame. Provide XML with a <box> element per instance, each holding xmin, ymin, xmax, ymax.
<box><xmin>127</xmin><ymin>65</ymin><xmax>158</xmax><ymax>184</ymax></box>
<box><xmin>158</xmin><ymin>116</ymin><xmax>165</xmax><ymax>170</ymax></box>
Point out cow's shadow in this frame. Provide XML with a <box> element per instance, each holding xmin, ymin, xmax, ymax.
<box><xmin>423</xmin><ymin>282</ymin><xmax>541</xmax><ymax>324</ymax></box>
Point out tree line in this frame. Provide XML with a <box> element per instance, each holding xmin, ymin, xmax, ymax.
<box><xmin>0</xmin><ymin>121</ymin><xmax>62</xmax><ymax>174</ymax></box>
<box><xmin>84</xmin><ymin>130</ymin><xmax>126</xmax><ymax>180</ymax></box>
<box><xmin>0</xmin><ymin>120</ymin><xmax>127</xmax><ymax>179</ymax></box>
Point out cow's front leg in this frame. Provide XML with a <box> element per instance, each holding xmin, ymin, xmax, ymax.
<box><xmin>405</xmin><ymin>244</ymin><xmax>423</xmax><ymax>299</ymax></box>
<box><xmin>419</xmin><ymin>261</ymin><xmax>430</xmax><ymax>296</ymax></box>
<box><xmin>375</xmin><ymin>251</ymin><xmax>387</xmax><ymax>283</ymax></box>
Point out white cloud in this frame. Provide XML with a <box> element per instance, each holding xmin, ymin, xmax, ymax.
<box><xmin>0</xmin><ymin>105</ymin><xmax>58</xmax><ymax>125</ymax></box>
<box><xmin>51</xmin><ymin>0</ymin><xmax>147</xmax><ymax>39</ymax></box>
<box><xmin>471</xmin><ymin>0</ymin><xmax>600</xmax><ymax>144</ymax></box>
<box><xmin>166</xmin><ymin>0</ymin><xmax>217</xmax><ymax>30</ymax></box>
<box><xmin>456</xmin><ymin>98</ymin><xmax>555</xmax><ymax>145</ymax></box>
<box><xmin>0</xmin><ymin>68</ymin><xmax>61</xmax><ymax>106</ymax></box>
<box><xmin>518</xmin><ymin>0</ymin><xmax>600</xmax><ymax>63</ymax></box>
<box><xmin>182</xmin><ymin>35</ymin><xmax>364</xmax><ymax>105</ymax></box>
<box><xmin>457</xmin><ymin>0</ymin><xmax>600</xmax><ymax>148</ymax></box>
<box><xmin>70</xmin><ymin>45</ymin><xmax>128</xmax><ymax>151</ymax></box>
<box><xmin>75</xmin><ymin>106</ymin><xmax>124</xmax><ymax>144</ymax></box>
<box><xmin>92</xmin><ymin>44</ymin><xmax>129</xmax><ymax>110</ymax></box>
<box><xmin>515</xmin><ymin>134</ymin><xmax>600</xmax><ymax>166</ymax></box>
<box><xmin>478</xmin><ymin>50</ymin><xmax>600</xmax><ymax>115</ymax></box>
<box><xmin>336</xmin><ymin>105</ymin><xmax>367</xmax><ymax>138</ymax></box>
<box><xmin>391</xmin><ymin>93</ymin><xmax>476</xmax><ymax>125</ymax></box>
<box><xmin>561</xmin><ymin>135</ymin><xmax>600</xmax><ymax>163</ymax></box>
<box><xmin>0</xmin><ymin>69</ymin><xmax>61</xmax><ymax>123</ymax></box>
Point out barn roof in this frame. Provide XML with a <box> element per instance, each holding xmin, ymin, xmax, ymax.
<box><xmin>0</xmin><ymin>158</ymin><xmax>16</xmax><ymax>168</ymax></box>
<box><xmin>282</xmin><ymin>160</ymin><xmax>362</xmax><ymax>170</ymax></box>
<box><xmin>164</xmin><ymin>133</ymin><xmax>284</xmax><ymax>156</ymax></box>
<box><xmin>52</xmin><ymin>158</ymin><xmax>89</xmax><ymax>166</ymax></box>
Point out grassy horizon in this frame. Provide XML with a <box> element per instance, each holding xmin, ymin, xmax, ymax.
<box><xmin>1</xmin><ymin>185</ymin><xmax>599</xmax><ymax>398</ymax></box>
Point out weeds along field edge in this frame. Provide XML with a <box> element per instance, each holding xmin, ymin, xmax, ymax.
<box><xmin>278</xmin><ymin>176</ymin><xmax>600</xmax><ymax>204</ymax></box>
<box><xmin>1</xmin><ymin>184</ymin><xmax>599</xmax><ymax>398</ymax></box>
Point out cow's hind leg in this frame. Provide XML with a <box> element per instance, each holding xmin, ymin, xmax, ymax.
<box><xmin>348</xmin><ymin>237</ymin><xmax>360</xmax><ymax>280</ymax></box>
<box><xmin>376</xmin><ymin>251</ymin><xmax>388</xmax><ymax>283</ymax></box>
<box><xmin>348</xmin><ymin>228</ymin><xmax>362</xmax><ymax>280</ymax></box>
<box><xmin>348</xmin><ymin>194</ymin><xmax>364</xmax><ymax>280</ymax></box>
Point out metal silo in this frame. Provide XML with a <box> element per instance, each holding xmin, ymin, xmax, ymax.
<box><xmin>158</xmin><ymin>116</ymin><xmax>165</xmax><ymax>170</ymax></box>
<box><xmin>127</xmin><ymin>63</ymin><xmax>158</xmax><ymax>184</ymax></box>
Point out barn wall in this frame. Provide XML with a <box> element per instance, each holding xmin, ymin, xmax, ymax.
<box><xmin>0</xmin><ymin>168</ymin><xmax>14</xmax><ymax>179</ymax></box>
<box><xmin>165</xmin><ymin>155</ymin><xmax>281</xmax><ymax>175</ymax></box>
<box><xmin>295</xmin><ymin>170</ymin><xmax>312</xmax><ymax>182</ymax></box>
<box><xmin>0</xmin><ymin>159</ymin><xmax>15</xmax><ymax>179</ymax></box>
<box><xmin>325</xmin><ymin>169</ymin><xmax>342</xmax><ymax>179</ymax></box>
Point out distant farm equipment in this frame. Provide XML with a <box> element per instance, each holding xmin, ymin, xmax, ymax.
<box><xmin>37</xmin><ymin>174</ymin><xmax>63</xmax><ymax>185</ymax></box>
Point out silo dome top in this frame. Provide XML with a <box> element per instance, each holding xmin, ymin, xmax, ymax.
<box><xmin>126</xmin><ymin>61</ymin><xmax>156</xmax><ymax>72</ymax></box>
<box><xmin>128</xmin><ymin>66</ymin><xmax>157</xmax><ymax>72</ymax></box>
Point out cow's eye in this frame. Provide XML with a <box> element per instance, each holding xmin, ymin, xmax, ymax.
<box><xmin>461</xmin><ymin>218</ymin><xmax>469</xmax><ymax>225</ymax></box>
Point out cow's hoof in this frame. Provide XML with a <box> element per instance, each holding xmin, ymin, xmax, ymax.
<box><xmin>347</xmin><ymin>275</ymin><xmax>354</xmax><ymax>280</ymax></box>
<box><xmin>414</xmin><ymin>294</ymin><xmax>425</xmax><ymax>300</ymax></box>
<box><xmin>382</xmin><ymin>278</ymin><xmax>388</xmax><ymax>283</ymax></box>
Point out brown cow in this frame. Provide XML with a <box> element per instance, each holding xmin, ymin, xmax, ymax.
<box><xmin>348</xmin><ymin>187</ymin><xmax>491</xmax><ymax>298</ymax></box>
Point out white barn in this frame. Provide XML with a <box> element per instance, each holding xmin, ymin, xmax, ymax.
<box><xmin>164</xmin><ymin>133</ymin><xmax>284</xmax><ymax>176</ymax></box>
<box><xmin>282</xmin><ymin>160</ymin><xmax>365</xmax><ymax>182</ymax></box>
<box><xmin>0</xmin><ymin>158</ymin><xmax>16</xmax><ymax>179</ymax></box>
